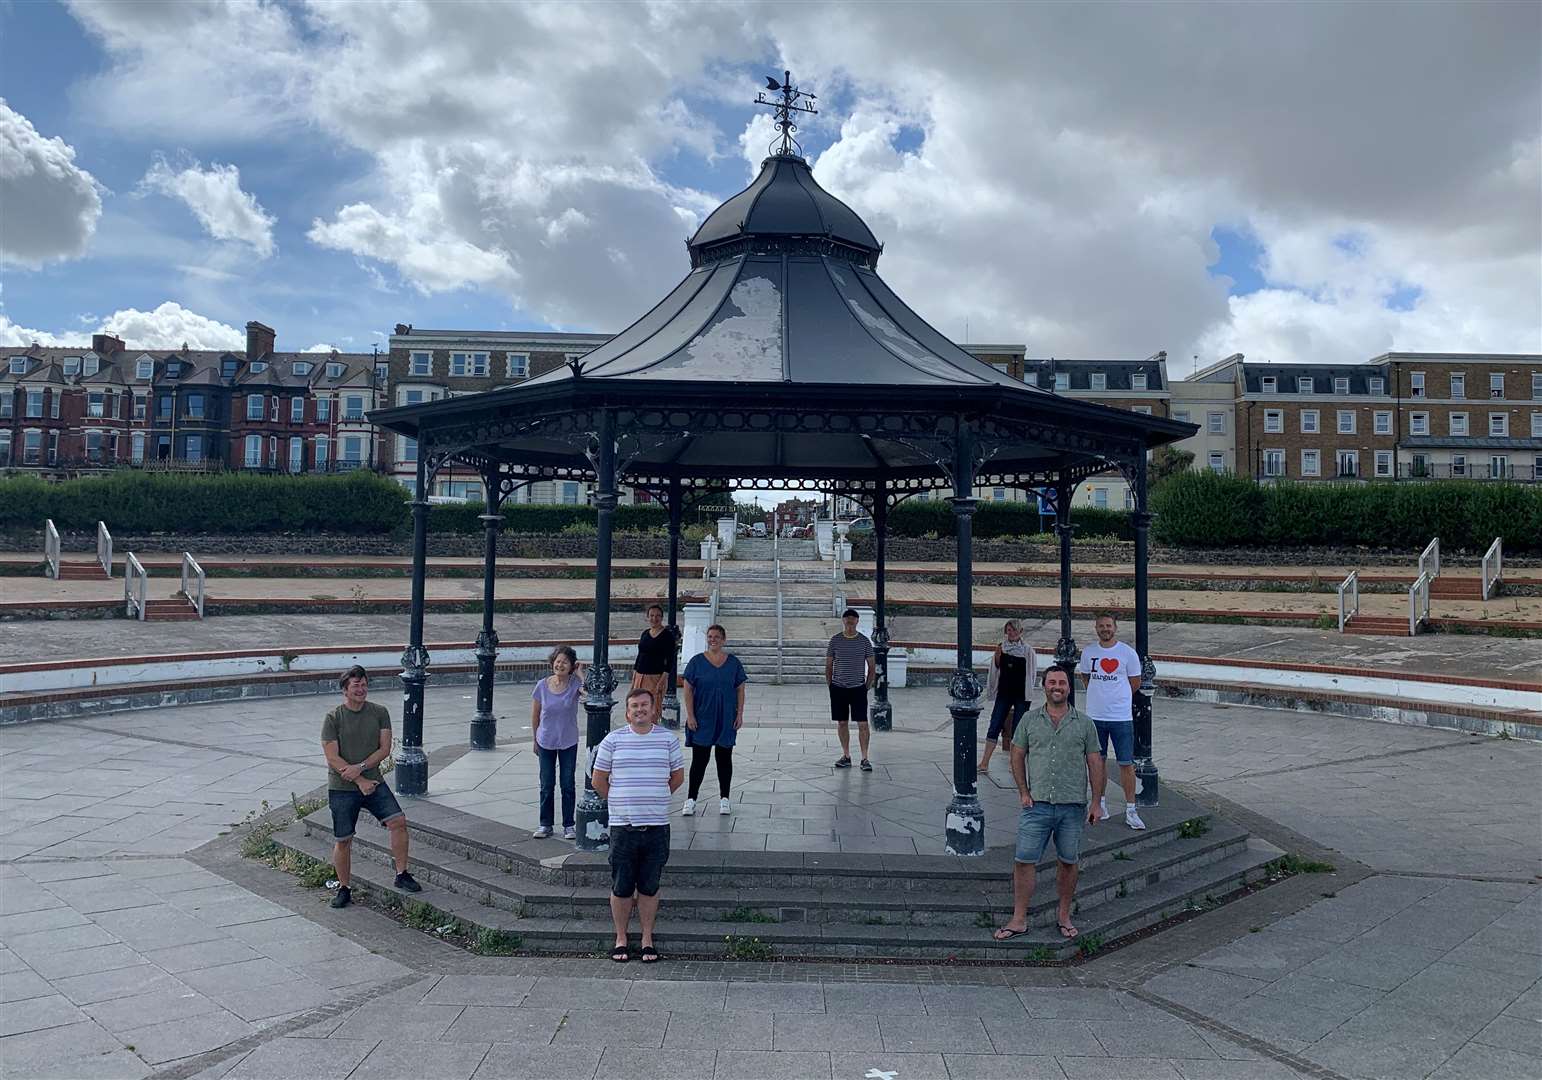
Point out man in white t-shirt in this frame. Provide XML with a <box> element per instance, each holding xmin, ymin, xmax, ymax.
<box><xmin>1076</xmin><ymin>612</ymin><xmax>1146</xmax><ymax>830</ymax></box>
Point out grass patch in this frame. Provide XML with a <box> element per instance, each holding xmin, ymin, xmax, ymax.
<box><xmin>472</xmin><ymin>927</ymin><xmax>522</xmax><ymax>956</ymax></box>
<box><xmin>974</xmin><ymin>911</ymin><xmax>996</xmax><ymax>929</ymax></box>
<box><xmin>1177</xmin><ymin>817</ymin><xmax>1211</xmax><ymax>839</ymax></box>
<box><xmin>1028</xmin><ymin>946</ymin><xmax>1055</xmax><ymax>963</ymax></box>
<box><xmin>721</xmin><ymin>906</ymin><xmax>777</xmax><ymax>924</ymax></box>
<box><xmin>1075</xmin><ymin>933</ymin><xmax>1105</xmax><ymax>957</ymax></box>
<box><xmin>1112</xmin><ymin>850</ymin><xmax>1132</xmax><ymax>861</ymax></box>
<box><xmin>723</xmin><ymin>935</ymin><xmax>774</xmax><ymax>962</ymax></box>
<box><xmin>403</xmin><ymin>900</ymin><xmax>447</xmax><ymax>931</ymax></box>
<box><xmin>1265</xmin><ymin>853</ymin><xmax>1336</xmax><ymax>877</ymax></box>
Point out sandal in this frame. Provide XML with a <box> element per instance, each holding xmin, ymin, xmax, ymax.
<box><xmin>1058</xmin><ymin>922</ymin><xmax>1079</xmax><ymax>940</ymax></box>
<box><xmin>610</xmin><ymin>945</ymin><xmax>631</xmax><ymax>963</ymax></box>
<box><xmin>992</xmin><ymin>925</ymin><xmax>1028</xmax><ymax>941</ymax></box>
<box><xmin>639</xmin><ymin>945</ymin><xmax>661</xmax><ymax>963</ymax></box>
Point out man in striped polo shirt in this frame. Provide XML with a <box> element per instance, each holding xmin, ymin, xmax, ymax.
<box><xmin>827</xmin><ymin>608</ymin><xmax>877</xmax><ymax>771</ymax></box>
<box><xmin>592</xmin><ymin>688</ymin><xmax>684</xmax><ymax>964</ymax></box>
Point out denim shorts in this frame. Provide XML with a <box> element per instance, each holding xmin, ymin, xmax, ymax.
<box><xmin>609</xmin><ymin>824</ymin><xmax>670</xmax><ymax>897</ymax></box>
<box><xmin>329</xmin><ymin>784</ymin><xmax>404</xmax><ymax>840</ymax></box>
<box><xmin>1015</xmin><ymin>802</ymin><xmax>1086</xmax><ymax>865</ymax></box>
<box><xmin>1094</xmin><ymin>720</ymin><xmax>1135</xmax><ymax>765</ymax></box>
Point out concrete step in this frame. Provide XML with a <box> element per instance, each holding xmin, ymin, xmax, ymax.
<box><xmin>143</xmin><ymin>598</ymin><xmax>200</xmax><ymax>622</ymax></box>
<box><xmin>56</xmin><ymin>563</ymin><xmax>109</xmax><ymax>579</ymax></box>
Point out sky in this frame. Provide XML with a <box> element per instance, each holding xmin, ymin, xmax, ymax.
<box><xmin>1</xmin><ymin>0</ymin><xmax>1538</xmax><ymax>373</ymax></box>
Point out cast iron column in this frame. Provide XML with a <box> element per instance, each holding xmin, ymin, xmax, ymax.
<box><xmin>945</xmin><ymin>426</ymin><xmax>985</xmax><ymax>855</ymax></box>
<box><xmin>396</xmin><ymin>452</ymin><xmax>431</xmax><ymax>795</ymax></box>
<box><xmin>661</xmin><ymin>477</ymin><xmax>683</xmax><ymax>729</ymax></box>
<box><xmin>1131</xmin><ymin>461</ymin><xmax>1159</xmax><ymax>806</ymax></box>
<box><xmin>575</xmin><ymin>411</ymin><xmax>618</xmax><ymax>850</ymax></box>
<box><xmin>469</xmin><ymin>468</ymin><xmax>501</xmax><ymax>750</ymax></box>
<box><xmin>1051</xmin><ymin>476</ymin><xmax>1080</xmax><ymax>707</ymax></box>
<box><xmin>870</xmin><ymin>489</ymin><xmax>892</xmax><ymax>730</ymax></box>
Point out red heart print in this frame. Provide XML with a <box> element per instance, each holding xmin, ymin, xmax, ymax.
<box><xmin>1099</xmin><ymin>658</ymin><xmax>1120</xmax><ymax>674</ymax></box>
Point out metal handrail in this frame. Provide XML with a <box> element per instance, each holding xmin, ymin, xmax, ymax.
<box><xmin>44</xmin><ymin>519</ymin><xmax>60</xmax><ymax>579</ymax></box>
<box><xmin>1418</xmin><ymin>537</ymin><xmax>1441</xmax><ymax>580</ymax></box>
<box><xmin>708</xmin><ymin>550</ymin><xmax>722</xmax><ymax>620</ymax></box>
<box><xmin>1408</xmin><ymin>572</ymin><xmax>1431</xmax><ymax>636</ymax></box>
<box><xmin>124</xmin><ymin>553</ymin><xmax>147</xmax><ymax>620</ymax></box>
<box><xmin>1481</xmin><ymin>538</ymin><xmax>1503</xmax><ymax>600</ymax></box>
<box><xmin>773</xmin><ymin>531</ymin><xmax>784</xmax><ymax>680</ymax></box>
<box><xmin>1336</xmin><ymin>571</ymin><xmax>1359</xmax><ymax>632</ymax></box>
<box><xmin>97</xmin><ymin>521</ymin><xmax>112</xmax><ymax>579</ymax></box>
<box><xmin>180</xmin><ymin>552</ymin><xmax>206</xmax><ymax>618</ymax></box>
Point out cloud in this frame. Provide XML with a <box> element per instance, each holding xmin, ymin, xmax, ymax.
<box><xmin>302</xmin><ymin>343</ymin><xmax>338</xmax><ymax>352</ymax></box>
<box><xmin>0</xmin><ymin>314</ymin><xmax>74</xmax><ymax>347</ymax></box>
<box><xmin>0</xmin><ymin>99</ymin><xmax>102</xmax><ymax>268</ymax></box>
<box><xmin>140</xmin><ymin>156</ymin><xmax>276</xmax><ymax>256</ymax></box>
<box><xmin>0</xmin><ymin>301</ymin><xmax>243</xmax><ymax>351</ymax></box>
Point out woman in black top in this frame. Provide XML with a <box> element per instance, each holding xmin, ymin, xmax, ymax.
<box><xmin>631</xmin><ymin>604</ymin><xmax>676</xmax><ymax>720</ymax></box>
<box><xmin>980</xmin><ymin>618</ymin><xmax>1035</xmax><ymax>773</ymax></box>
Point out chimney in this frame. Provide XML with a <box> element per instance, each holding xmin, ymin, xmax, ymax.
<box><xmin>246</xmin><ymin>321</ymin><xmax>276</xmax><ymax>360</ymax></box>
<box><xmin>91</xmin><ymin>332</ymin><xmax>125</xmax><ymax>356</ymax></box>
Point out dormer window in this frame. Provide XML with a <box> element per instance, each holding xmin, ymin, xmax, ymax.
<box><xmin>1131</xmin><ymin>372</ymin><xmax>1147</xmax><ymax>391</ymax></box>
<box><xmin>165</xmin><ymin>361</ymin><xmax>182</xmax><ymax>378</ymax></box>
<box><xmin>327</xmin><ymin>362</ymin><xmax>344</xmax><ymax>379</ymax></box>
<box><xmin>63</xmin><ymin>357</ymin><xmax>81</xmax><ymax>376</ymax></box>
<box><xmin>83</xmin><ymin>355</ymin><xmax>99</xmax><ymax>377</ymax></box>
<box><xmin>250</xmin><ymin>361</ymin><xmax>267</xmax><ymax>373</ymax></box>
<box><xmin>222</xmin><ymin>358</ymin><xmax>239</xmax><ymax>379</ymax></box>
<box><xmin>1090</xmin><ymin>372</ymin><xmax>1107</xmax><ymax>391</ymax></box>
<box><xmin>1369</xmin><ymin>377</ymin><xmax>1385</xmax><ymax>395</ymax></box>
<box><xmin>1053</xmin><ymin>372</ymin><xmax>1069</xmax><ymax>391</ymax></box>
<box><xmin>136</xmin><ymin>358</ymin><xmax>153</xmax><ymax>379</ymax></box>
<box><xmin>1334</xmin><ymin>377</ymin><xmax>1350</xmax><ymax>395</ymax></box>
<box><xmin>1261</xmin><ymin>376</ymin><xmax>1277</xmax><ymax>393</ymax></box>
<box><xmin>293</xmin><ymin>362</ymin><xmax>312</xmax><ymax>376</ymax></box>
<box><xmin>1297</xmin><ymin>377</ymin><xmax>1313</xmax><ymax>394</ymax></box>
<box><xmin>8</xmin><ymin>357</ymin><xmax>26</xmax><ymax>375</ymax></box>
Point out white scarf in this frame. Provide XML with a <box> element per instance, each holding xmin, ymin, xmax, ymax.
<box><xmin>987</xmin><ymin>637</ymin><xmax>1032</xmax><ymax>700</ymax></box>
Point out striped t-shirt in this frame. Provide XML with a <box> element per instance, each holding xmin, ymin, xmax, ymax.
<box><xmin>827</xmin><ymin>632</ymin><xmax>875</xmax><ymax>689</ymax></box>
<box><xmin>593</xmin><ymin>725</ymin><xmax>684</xmax><ymax>826</ymax></box>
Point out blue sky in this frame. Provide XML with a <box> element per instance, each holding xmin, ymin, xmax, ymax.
<box><xmin>2</xmin><ymin>2</ymin><xmax>1537</xmax><ymax>370</ymax></box>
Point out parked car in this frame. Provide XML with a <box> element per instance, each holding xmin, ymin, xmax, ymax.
<box><xmin>841</xmin><ymin>517</ymin><xmax>873</xmax><ymax>534</ymax></box>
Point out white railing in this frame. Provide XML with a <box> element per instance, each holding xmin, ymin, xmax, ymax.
<box><xmin>708</xmin><ymin>550</ymin><xmax>722</xmax><ymax>620</ymax></box>
<box><xmin>44</xmin><ymin>519</ymin><xmax>60</xmax><ymax>579</ymax></box>
<box><xmin>96</xmin><ymin>521</ymin><xmax>112</xmax><ymax>579</ymax></box>
<box><xmin>1418</xmin><ymin>537</ymin><xmax>1441</xmax><ymax>580</ymax></box>
<box><xmin>773</xmin><ymin>531</ymin><xmax>784</xmax><ymax>680</ymax></box>
<box><xmin>180</xmin><ymin>552</ymin><xmax>206</xmax><ymax>618</ymax></box>
<box><xmin>1481</xmin><ymin>538</ymin><xmax>1503</xmax><ymax>600</ymax></box>
<box><xmin>1337</xmin><ymin>571</ymin><xmax>1359</xmax><ymax>632</ymax></box>
<box><xmin>124</xmin><ymin>553</ymin><xmax>147</xmax><ymax>620</ymax></box>
<box><xmin>1408</xmin><ymin>572</ymin><xmax>1431</xmax><ymax>636</ymax></box>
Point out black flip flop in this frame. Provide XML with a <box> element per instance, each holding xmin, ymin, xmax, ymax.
<box><xmin>639</xmin><ymin>945</ymin><xmax>661</xmax><ymax>963</ymax></box>
<box><xmin>610</xmin><ymin>945</ymin><xmax>631</xmax><ymax>963</ymax></box>
<box><xmin>992</xmin><ymin>926</ymin><xmax>1028</xmax><ymax>941</ymax></box>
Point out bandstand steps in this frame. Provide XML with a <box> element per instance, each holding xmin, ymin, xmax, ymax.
<box><xmin>142</xmin><ymin>597</ymin><xmax>201</xmax><ymax>621</ymax></box>
<box><xmin>1429</xmin><ymin>580</ymin><xmax>1482</xmax><ymax>600</ymax></box>
<box><xmin>1343</xmin><ymin>616</ymin><xmax>1412</xmax><ymax>637</ymax></box>
<box><xmin>274</xmin><ymin>794</ymin><xmax>1278</xmax><ymax>960</ymax></box>
<box><xmin>56</xmin><ymin>562</ymin><xmax>109</xmax><ymax>580</ymax></box>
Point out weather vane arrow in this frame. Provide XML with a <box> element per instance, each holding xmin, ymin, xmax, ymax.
<box><xmin>755</xmin><ymin>69</ymin><xmax>818</xmax><ymax>157</ymax></box>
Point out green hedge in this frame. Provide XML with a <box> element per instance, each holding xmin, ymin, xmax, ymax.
<box><xmin>428</xmin><ymin>503</ymin><xmax>669</xmax><ymax>535</ymax></box>
<box><xmin>1150</xmin><ymin>471</ymin><xmax>1542</xmax><ymax>554</ymax></box>
<box><xmin>887</xmin><ymin>499</ymin><xmax>1134</xmax><ymax>541</ymax></box>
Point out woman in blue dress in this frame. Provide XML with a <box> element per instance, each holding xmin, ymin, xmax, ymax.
<box><xmin>681</xmin><ymin>623</ymin><xmax>747</xmax><ymax>817</ymax></box>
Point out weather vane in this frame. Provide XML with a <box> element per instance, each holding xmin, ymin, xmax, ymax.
<box><xmin>755</xmin><ymin>70</ymin><xmax>818</xmax><ymax>157</ymax></box>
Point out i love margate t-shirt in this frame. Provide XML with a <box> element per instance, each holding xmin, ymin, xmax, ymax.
<box><xmin>1077</xmin><ymin>641</ymin><xmax>1141</xmax><ymax>724</ymax></box>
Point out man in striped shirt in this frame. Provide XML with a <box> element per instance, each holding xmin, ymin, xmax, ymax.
<box><xmin>827</xmin><ymin>608</ymin><xmax>877</xmax><ymax>771</ymax></box>
<box><xmin>592</xmin><ymin>688</ymin><xmax>685</xmax><ymax>963</ymax></box>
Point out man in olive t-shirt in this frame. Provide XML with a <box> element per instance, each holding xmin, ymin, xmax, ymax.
<box><xmin>321</xmin><ymin>666</ymin><xmax>420</xmax><ymax>908</ymax></box>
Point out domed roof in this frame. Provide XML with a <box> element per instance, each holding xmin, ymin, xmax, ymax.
<box><xmin>688</xmin><ymin>153</ymin><xmax>882</xmax><ymax>266</ymax></box>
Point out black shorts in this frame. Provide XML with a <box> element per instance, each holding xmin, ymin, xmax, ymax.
<box><xmin>829</xmin><ymin>684</ymin><xmax>867</xmax><ymax>725</ymax></box>
<box><xmin>329</xmin><ymin>784</ymin><xmax>404</xmax><ymax>840</ymax></box>
<box><xmin>608</xmin><ymin>824</ymin><xmax>670</xmax><ymax>898</ymax></box>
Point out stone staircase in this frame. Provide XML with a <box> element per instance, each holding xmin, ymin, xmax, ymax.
<box><xmin>55</xmin><ymin>560</ymin><xmax>109</xmax><ymax>580</ymax></box>
<box><xmin>143</xmin><ymin>596</ymin><xmax>201</xmax><ymax>621</ymax></box>
<box><xmin>1429</xmin><ymin>576</ymin><xmax>1483</xmax><ymax>600</ymax></box>
<box><xmin>1342</xmin><ymin>614</ymin><xmax>1412</xmax><ymax>636</ymax></box>
<box><xmin>729</xmin><ymin>538</ymin><xmax>819</xmax><ymax>561</ymax></box>
<box><xmin>271</xmin><ymin>791</ymin><xmax>1282</xmax><ymax>961</ymax></box>
<box><xmin>727</xmin><ymin>637</ymin><xmax>831</xmax><ymax>684</ymax></box>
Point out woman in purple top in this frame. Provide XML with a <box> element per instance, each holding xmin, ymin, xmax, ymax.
<box><xmin>530</xmin><ymin>645</ymin><xmax>585</xmax><ymax>840</ymax></box>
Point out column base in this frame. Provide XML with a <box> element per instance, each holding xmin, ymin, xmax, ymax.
<box><xmin>869</xmin><ymin>696</ymin><xmax>893</xmax><ymax>731</ymax></box>
<box><xmin>944</xmin><ymin>791</ymin><xmax>986</xmax><ymax>856</ymax></box>
<box><xmin>393</xmin><ymin>747</ymin><xmax>429</xmax><ymax>797</ymax></box>
<box><xmin>574</xmin><ymin>788</ymin><xmax>609</xmax><ymax>851</ymax></box>
<box><xmin>468</xmin><ymin>714</ymin><xmax>497</xmax><ymax>751</ymax></box>
<box><xmin>1134</xmin><ymin>759</ymin><xmax>1159</xmax><ymax>807</ymax></box>
<box><xmin>660</xmin><ymin>691</ymin><xmax>681</xmax><ymax>730</ymax></box>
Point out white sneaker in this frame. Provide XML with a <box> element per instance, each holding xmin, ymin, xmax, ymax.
<box><xmin>531</xmin><ymin>825</ymin><xmax>552</xmax><ymax>839</ymax></box>
<box><xmin>563</xmin><ymin>826</ymin><xmax>576</xmax><ymax>840</ymax></box>
<box><xmin>1125</xmin><ymin>808</ymin><xmax>1147</xmax><ymax>831</ymax></box>
<box><xmin>719</xmin><ymin>797</ymin><xmax>731</xmax><ymax>816</ymax></box>
<box><xmin>681</xmin><ymin>798</ymin><xmax>697</xmax><ymax>816</ymax></box>
<box><xmin>1098</xmin><ymin>797</ymin><xmax>1110</xmax><ymax>822</ymax></box>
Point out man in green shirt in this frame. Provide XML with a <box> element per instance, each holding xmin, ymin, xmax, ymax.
<box><xmin>992</xmin><ymin>667</ymin><xmax>1104</xmax><ymax>942</ymax></box>
<box><xmin>322</xmin><ymin>665</ymin><xmax>421</xmax><ymax>909</ymax></box>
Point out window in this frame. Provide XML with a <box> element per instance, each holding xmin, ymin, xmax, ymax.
<box><xmin>1208</xmin><ymin>451</ymin><xmax>1225</xmax><ymax>473</ymax></box>
<box><xmin>50</xmin><ymin>391</ymin><xmax>59</xmax><ymax>419</ymax></box>
<box><xmin>315</xmin><ymin>436</ymin><xmax>329</xmax><ymax>467</ymax></box>
<box><xmin>342</xmin><ymin>435</ymin><xmax>364</xmax><ymax>463</ymax></box>
<box><xmin>1297</xmin><ymin>377</ymin><xmax>1314</xmax><ymax>394</ymax></box>
<box><xmin>1334</xmin><ymin>377</ymin><xmax>1350</xmax><ymax>395</ymax></box>
<box><xmin>83</xmin><ymin>355</ymin><xmax>99</xmax><ymax>377</ymax></box>
<box><xmin>156</xmin><ymin>435</ymin><xmax>170</xmax><ymax>461</ymax></box>
<box><xmin>450</xmin><ymin>352</ymin><xmax>468</xmax><ymax>376</ymax></box>
<box><xmin>249</xmin><ymin>361</ymin><xmax>266</xmax><ymax>373</ymax></box>
<box><xmin>1089</xmin><ymin>372</ymin><xmax>1107</xmax><ymax>391</ymax></box>
<box><xmin>1336</xmin><ymin>450</ymin><xmax>1359</xmax><ymax>478</ymax></box>
<box><xmin>268</xmin><ymin>436</ymin><xmax>277</xmax><ymax>466</ymax></box>
<box><xmin>246</xmin><ymin>394</ymin><xmax>263</xmax><ymax>420</ymax></box>
<box><xmin>992</xmin><ymin>487</ymin><xmax>1006</xmax><ymax>501</ymax></box>
<box><xmin>316</xmin><ymin>397</ymin><xmax>331</xmax><ymax>422</ymax></box>
<box><xmin>156</xmin><ymin>395</ymin><xmax>172</xmax><ymax>421</ymax></box>
<box><xmin>7</xmin><ymin>357</ymin><xmax>26</xmax><ymax>375</ymax></box>
<box><xmin>185</xmin><ymin>435</ymin><xmax>203</xmax><ymax>462</ymax></box>
<box><xmin>1208</xmin><ymin>411</ymin><xmax>1225</xmax><ymax>434</ymax></box>
<box><xmin>222</xmin><ymin>358</ymin><xmax>239</xmax><ymax>379</ymax></box>
<box><xmin>292</xmin><ymin>362</ymin><xmax>311</xmax><ymax>376</ymax></box>
<box><xmin>562</xmin><ymin>481</ymin><xmax>581</xmax><ymax>505</ymax></box>
<box><xmin>87</xmin><ymin>392</ymin><xmax>105</xmax><ymax>418</ymax></box>
<box><xmin>402</xmin><ymin>437</ymin><xmax>418</xmax><ymax>463</ymax></box>
<box><xmin>26</xmin><ymin>389</ymin><xmax>43</xmax><ymax>418</ymax></box>
<box><xmin>410</xmin><ymin>352</ymin><xmax>431</xmax><ymax>376</ymax></box>
<box><xmin>1451</xmin><ymin>454</ymin><xmax>1467</xmax><ymax>477</ymax></box>
<box><xmin>1337</xmin><ymin>410</ymin><xmax>1356</xmax><ymax>434</ymax></box>
<box><xmin>1054</xmin><ymin>372</ymin><xmax>1069</xmax><ymax>391</ymax></box>
<box><xmin>1410</xmin><ymin>412</ymin><xmax>1429</xmax><ymax>436</ymax></box>
<box><xmin>289</xmin><ymin>437</ymin><xmax>303</xmax><ymax>473</ymax></box>
<box><xmin>1490</xmin><ymin>455</ymin><xmax>1510</xmax><ymax>479</ymax></box>
<box><xmin>1370</xmin><ymin>377</ymin><xmax>1385</xmax><ymax>395</ymax></box>
<box><xmin>270</xmin><ymin>396</ymin><xmax>280</xmax><ymax>422</ymax></box>
<box><xmin>23</xmin><ymin>430</ymin><xmax>41</xmax><ymax>464</ymax></box>
<box><xmin>471</xmin><ymin>352</ymin><xmax>488</xmax><ymax>376</ymax></box>
<box><xmin>344</xmin><ymin>395</ymin><xmax>365</xmax><ymax>420</ymax></box>
<box><xmin>1374</xmin><ymin>410</ymin><xmax>1392</xmax><ymax>435</ymax></box>
<box><xmin>0</xmin><ymin>433</ymin><xmax>9</xmax><ymax>467</ymax></box>
<box><xmin>327</xmin><ymin>362</ymin><xmax>344</xmax><ymax>379</ymax></box>
<box><xmin>131</xmin><ymin>433</ymin><xmax>144</xmax><ymax>465</ymax></box>
<box><xmin>507</xmin><ymin>353</ymin><xmax>529</xmax><ymax>378</ymax></box>
<box><xmin>136</xmin><ymin>359</ymin><xmax>153</xmax><ymax>379</ymax></box>
<box><xmin>374</xmin><ymin>363</ymin><xmax>388</xmax><ymax>382</ymax></box>
<box><xmin>1532</xmin><ymin>372</ymin><xmax>1542</xmax><ymax>399</ymax></box>
<box><xmin>1410</xmin><ymin>453</ymin><xmax>1429</xmax><ymax>477</ymax></box>
<box><xmin>1301</xmin><ymin>449</ymin><xmax>1320</xmax><ymax>476</ymax></box>
<box><xmin>403</xmin><ymin>389</ymin><xmax>426</xmax><ymax>406</ymax></box>
<box><xmin>0</xmin><ymin>392</ymin><xmax>10</xmax><ymax>417</ymax></box>
<box><xmin>1173</xmin><ymin>409</ymin><xmax>1190</xmax><ymax>423</ymax></box>
<box><xmin>85</xmin><ymin>431</ymin><xmax>103</xmax><ymax>463</ymax></box>
<box><xmin>1262</xmin><ymin>449</ymin><xmax>1285</xmax><ymax>477</ymax></box>
<box><xmin>1489</xmin><ymin>413</ymin><xmax>1508</xmax><ymax>437</ymax></box>
<box><xmin>1263</xmin><ymin>409</ymin><xmax>1283</xmax><ymax>433</ymax></box>
<box><xmin>1490</xmin><ymin>373</ymin><xmax>1505</xmax><ymax>398</ymax></box>
<box><xmin>1131</xmin><ymin>372</ymin><xmax>1147</xmax><ymax>391</ymax></box>
<box><xmin>1450</xmin><ymin>413</ymin><xmax>1468</xmax><ymax>436</ymax></box>
<box><xmin>165</xmin><ymin>361</ymin><xmax>181</xmax><ymax>378</ymax></box>
<box><xmin>133</xmin><ymin>394</ymin><xmax>147</xmax><ymax>421</ymax></box>
<box><xmin>1300</xmin><ymin>409</ymin><xmax>1319</xmax><ymax>434</ymax></box>
<box><xmin>63</xmin><ymin>357</ymin><xmax>80</xmax><ymax>376</ymax></box>
<box><xmin>244</xmin><ymin>435</ymin><xmax>262</xmax><ymax>468</ymax></box>
<box><xmin>1092</xmin><ymin>488</ymin><xmax>1109</xmax><ymax>508</ymax></box>
<box><xmin>182</xmin><ymin>393</ymin><xmax>203</xmax><ymax>419</ymax></box>
<box><xmin>1261</xmin><ymin>376</ymin><xmax>1277</xmax><ymax>393</ymax></box>
<box><xmin>1410</xmin><ymin>372</ymin><xmax>1425</xmax><ymax>397</ymax></box>
<box><xmin>1531</xmin><ymin>413</ymin><xmax>1542</xmax><ymax>438</ymax></box>
<box><xmin>1375</xmin><ymin>451</ymin><xmax>1393</xmax><ymax>477</ymax></box>
<box><xmin>291</xmin><ymin>397</ymin><xmax>305</xmax><ymax>423</ymax></box>
<box><xmin>1450</xmin><ymin>374</ymin><xmax>1465</xmax><ymax>399</ymax></box>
